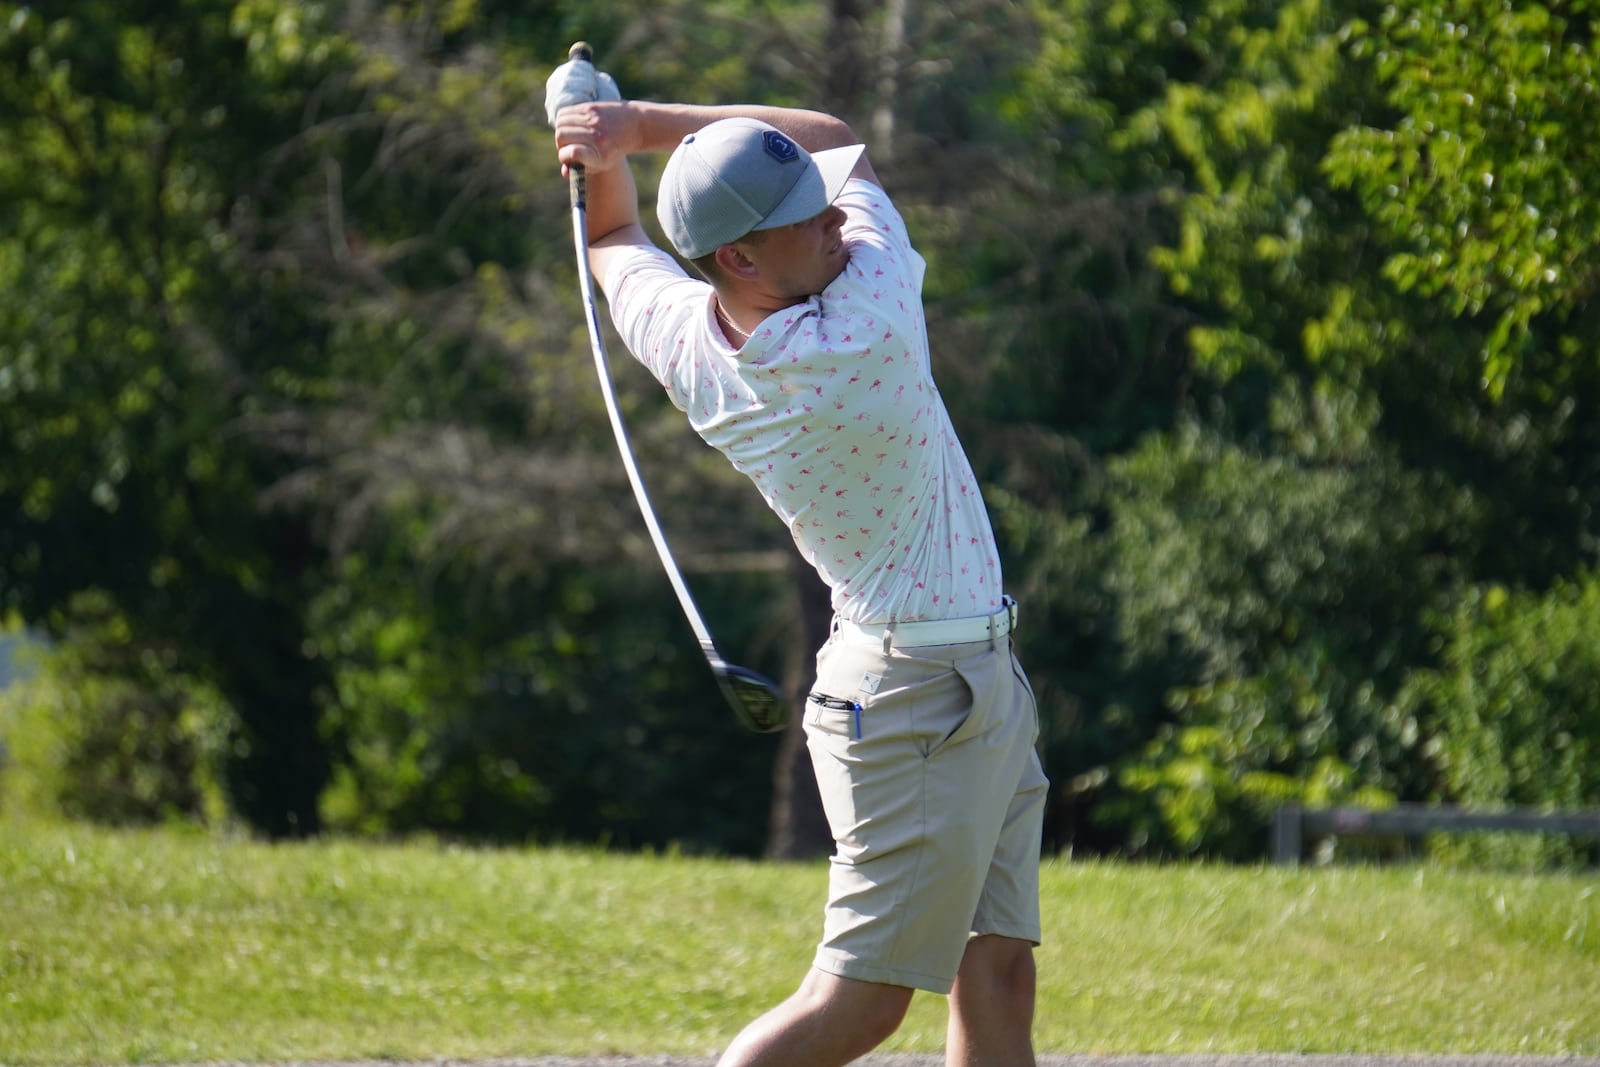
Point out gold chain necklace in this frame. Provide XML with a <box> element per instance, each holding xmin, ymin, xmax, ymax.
<box><xmin>715</xmin><ymin>301</ymin><xmax>752</xmax><ymax>341</ymax></box>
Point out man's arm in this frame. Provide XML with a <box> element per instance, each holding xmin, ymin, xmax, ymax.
<box><xmin>554</xmin><ymin>101</ymin><xmax>879</xmax><ymax>284</ymax></box>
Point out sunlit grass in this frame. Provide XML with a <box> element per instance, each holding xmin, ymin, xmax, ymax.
<box><xmin>0</xmin><ymin>820</ymin><xmax>1596</xmax><ymax>1064</ymax></box>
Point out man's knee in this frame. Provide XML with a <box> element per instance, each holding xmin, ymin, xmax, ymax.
<box><xmin>952</xmin><ymin>935</ymin><xmax>1036</xmax><ymax>1018</ymax></box>
<box><xmin>853</xmin><ymin>988</ymin><xmax>915</xmax><ymax>1047</ymax></box>
<box><xmin>797</xmin><ymin>968</ymin><xmax>914</xmax><ymax>1045</ymax></box>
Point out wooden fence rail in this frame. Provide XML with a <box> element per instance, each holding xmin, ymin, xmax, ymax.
<box><xmin>1271</xmin><ymin>802</ymin><xmax>1600</xmax><ymax>865</ymax></box>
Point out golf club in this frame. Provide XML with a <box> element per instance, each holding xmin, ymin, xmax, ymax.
<box><xmin>564</xmin><ymin>41</ymin><xmax>787</xmax><ymax>733</ymax></box>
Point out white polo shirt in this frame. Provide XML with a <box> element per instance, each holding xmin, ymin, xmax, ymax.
<box><xmin>603</xmin><ymin>179</ymin><xmax>1002</xmax><ymax>625</ymax></box>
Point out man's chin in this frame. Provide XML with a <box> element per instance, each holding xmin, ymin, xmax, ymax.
<box><xmin>821</xmin><ymin>251</ymin><xmax>851</xmax><ymax>289</ymax></box>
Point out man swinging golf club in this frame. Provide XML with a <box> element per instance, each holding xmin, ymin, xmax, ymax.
<box><xmin>547</xmin><ymin>50</ymin><xmax>1049</xmax><ymax>1067</ymax></box>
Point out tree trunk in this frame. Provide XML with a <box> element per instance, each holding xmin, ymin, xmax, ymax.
<box><xmin>872</xmin><ymin>0</ymin><xmax>910</xmax><ymax>159</ymax></box>
<box><xmin>217</xmin><ymin>624</ymin><xmax>331</xmax><ymax>838</ymax></box>
<box><xmin>824</xmin><ymin>0</ymin><xmax>869</xmax><ymax>116</ymax></box>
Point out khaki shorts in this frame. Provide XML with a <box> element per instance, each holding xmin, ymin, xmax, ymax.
<box><xmin>803</xmin><ymin>624</ymin><xmax>1048</xmax><ymax>995</ymax></box>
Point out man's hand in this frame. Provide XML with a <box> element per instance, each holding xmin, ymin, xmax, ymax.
<box><xmin>554</xmin><ymin>101</ymin><xmax>643</xmax><ymax>176</ymax></box>
<box><xmin>543</xmin><ymin>56</ymin><xmax>621</xmax><ymax>127</ymax></box>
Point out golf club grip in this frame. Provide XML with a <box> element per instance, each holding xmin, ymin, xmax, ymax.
<box><xmin>569</xmin><ymin>165</ymin><xmax>585</xmax><ymax>210</ymax></box>
<box><xmin>564</xmin><ymin>42</ymin><xmax>593</xmax><ymax>211</ymax></box>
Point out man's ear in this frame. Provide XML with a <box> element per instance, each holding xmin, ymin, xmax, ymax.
<box><xmin>713</xmin><ymin>241</ymin><xmax>759</xmax><ymax>280</ymax></box>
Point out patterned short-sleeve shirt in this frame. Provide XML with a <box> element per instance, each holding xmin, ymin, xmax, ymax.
<box><xmin>604</xmin><ymin>179</ymin><xmax>1002</xmax><ymax>625</ymax></box>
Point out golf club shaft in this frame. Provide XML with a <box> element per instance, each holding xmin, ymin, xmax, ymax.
<box><xmin>568</xmin><ymin>159</ymin><xmax>724</xmax><ymax>666</ymax></box>
<box><xmin>559</xmin><ymin>41</ymin><xmax>787</xmax><ymax>733</ymax></box>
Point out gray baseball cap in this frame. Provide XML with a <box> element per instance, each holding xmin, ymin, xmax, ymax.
<box><xmin>656</xmin><ymin>117</ymin><xmax>865</xmax><ymax>260</ymax></box>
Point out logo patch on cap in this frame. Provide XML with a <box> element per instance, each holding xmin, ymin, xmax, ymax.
<box><xmin>763</xmin><ymin>130</ymin><xmax>800</xmax><ymax>164</ymax></box>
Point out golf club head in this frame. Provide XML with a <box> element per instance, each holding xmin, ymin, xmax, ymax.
<box><xmin>715</xmin><ymin>663</ymin><xmax>788</xmax><ymax>733</ymax></box>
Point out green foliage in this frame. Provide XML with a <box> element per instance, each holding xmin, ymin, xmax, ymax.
<box><xmin>1327</xmin><ymin>2</ymin><xmax>1600</xmax><ymax>396</ymax></box>
<box><xmin>1146</xmin><ymin>0</ymin><xmax>1398</xmax><ymax>398</ymax></box>
<box><xmin>0</xmin><ymin>0</ymin><xmax>835</xmax><ymax>850</ymax></box>
<box><xmin>1396</xmin><ymin>577</ymin><xmax>1600</xmax><ymax>868</ymax></box>
<box><xmin>310</xmin><ymin>559</ymin><xmax>784</xmax><ymax>856</ymax></box>
<box><xmin>1107</xmin><ymin>418</ymin><xmax>1460</xmax><ymax>684</ymax></box>
<box><xmin>1081</xmin><ymin>418</ymin><xmax>1463</xmax><ymax>856</ymax></box>
<box><xmin>0</xmin><ymin>596</ymin><xmax>231</xmax><ymax>826</ymax></box>
<box><xmin>3</xmin><ymin>0</ymin><xmax>1600</xmax><ymax>865</ymax></box>
<box><xmin>0</xmin><ymin>0</ymin><xmax>357</xmax><ymax>835</ymax></box>
<box><xmin>938</xmin><ymin>0</ymin><xmax>1191</xmax><ymax>459</ymax></box>
<box><xmin>1113</xmin><ymin>676</ymin><xmax>1400</xmax><ymax>859</ymax></box>
<box><xmin>1062</xmin><ymin>0</ymin><xmax>1600</xmax><ymax>864</ymax></box>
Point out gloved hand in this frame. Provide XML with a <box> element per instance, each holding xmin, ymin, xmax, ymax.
<box><xmin>543</xmin><ymin>55</ymin><xmax>621</xmax><ymax>127</ymax></box>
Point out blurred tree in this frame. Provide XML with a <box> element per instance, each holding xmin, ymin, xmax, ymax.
<box><xmin>1064</xmin><ymin>0</ymin><xmax>1600</xmax><ymax>857</ymax></box>
<box><xmin>7</xmin><ymin>0</ymin><xmax>1597</xmax><ymax>865</ymax></box>
<box><xmin>1324</xmin><ymin>1</ymin><xmax>1600</xmax><ymax>587</ymax></box>
<box><xmin>0</xmin><ymin>592</ymin><xmax>231</xmax><ymax>825</ymax></box>
<box><xmin>1396</xmin><ymin>576</ymin><xmax>1600</xmax><ymax>868</ymax></box>
<box><xmin>0</xmin><ymin>0</ymin><xmax>789</xmax><ymax>848</ymax></box>
<box><xmin>0</xmin><ymin>0</ymin><xmax>356</xmax><ymax>833</ymax></box>
<box><xmin>1096</xmin><ymin>420</ymin><xmax>1466</xmax><ymax>857</ymax></box>
<box><xmin>1328</xmin><ymin>1</ymin><xmax>1600</xmax><ymax>398</ymax></box>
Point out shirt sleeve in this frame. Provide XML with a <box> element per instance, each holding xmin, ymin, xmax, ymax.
<box><xmin>821</xmin><ymin>180</ymin><xmax>929</xmax><ymax>359</ymax></box>
<box><xmin>835</xmin><ymin>179</ymin><xmax>926</xmax><ymax>295</ymax></box>
<box><xmin>601</xmin><ymin>244</ymin><xmax>712</xmax><ymax>411</ymax></box>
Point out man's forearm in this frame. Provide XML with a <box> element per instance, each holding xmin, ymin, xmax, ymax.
<box><xmin>581</xmin><ymin>152</ymin><xmax>641</xmax><ymax>247</ymax></box>
<box><xmin>623</xmin><ymin>101</ymin><xmax>860</xmax><ymax>156</ymax></box>
<box><xmin>581</xmin><ymin>101</ymin><xmax>860</xmax><ymax>247</ymax></box>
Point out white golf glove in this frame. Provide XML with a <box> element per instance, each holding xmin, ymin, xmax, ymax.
<box><xmin>543</xmin><ymin>57</ymin><xmax>621</xmax><ymax>126</ymax></box>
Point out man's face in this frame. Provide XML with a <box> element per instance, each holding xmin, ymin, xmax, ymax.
<box><xmin>737</xmin><ymin>203</ymin><xmax>849</xmax><ymax>301</ymax></box>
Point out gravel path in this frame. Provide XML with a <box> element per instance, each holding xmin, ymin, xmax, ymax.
<box><xmin>162</xmin><ymin>1056</ymin><xmax>1600</xmax><ymax>1067</ymax></box>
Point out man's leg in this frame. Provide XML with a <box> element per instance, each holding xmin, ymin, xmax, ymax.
<box><xmin>945</xmin><ymin>934</ymin><xmax>1037</xmax><ymax>1067</ymax></box>
<box><xmin>715</xmin><ymin>967</ymin><xmax>913</xmax><ymax>1067</ymax></box>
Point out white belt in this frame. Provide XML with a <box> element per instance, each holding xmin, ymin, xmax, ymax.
<box><xmin>833</xmin><ymin>596</ymin><xmax>1017</xmax><ymax>652</ymax></box>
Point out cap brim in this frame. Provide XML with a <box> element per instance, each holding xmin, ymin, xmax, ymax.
<box><xmin>754</xmin><ymin>143</ymin><xmax>866</xmax><ymax>232</ymax></box>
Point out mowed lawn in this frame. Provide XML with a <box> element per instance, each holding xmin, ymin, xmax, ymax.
<box><xmin>0</xmin><ymin>820</ymin><xmax>1596</xmax><ymax>1064</ymax></box>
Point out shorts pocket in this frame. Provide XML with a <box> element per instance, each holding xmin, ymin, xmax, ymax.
<box><xmin>915</xmin><ymin>665</ymin><xmax>980</xmax><ymax>760</ymax></box>
<box><xmin>806</xmin><ymin>691</ymin><xmax>862</xmax><ymax>739</ymax></box>
<box><xmin>1009</xmin><ymin>650</ymin><xmax>1041</xmax><ymax>739</ymax></box>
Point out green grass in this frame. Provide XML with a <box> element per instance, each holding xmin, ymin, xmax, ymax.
<box><xmin>1</xmin><ymin>820</ymin><xmax>1596</xmax><ymax>1064</ymax></box>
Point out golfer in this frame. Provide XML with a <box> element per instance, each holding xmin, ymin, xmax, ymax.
<box><xmin>548</xmin><ymin>58</ymin><xmax>1049</xmax><ymax>1067</ymax></box>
